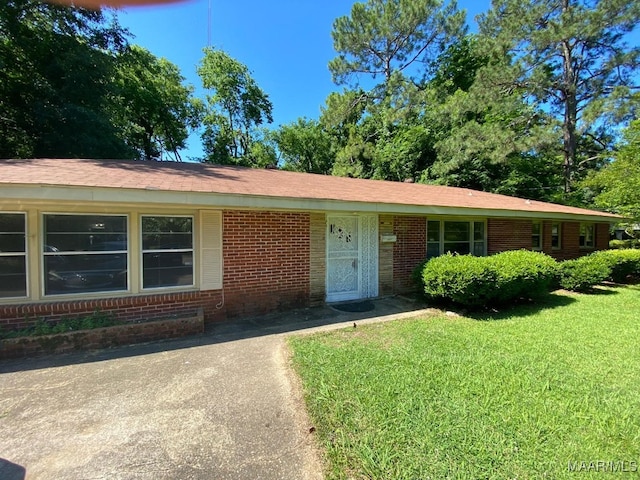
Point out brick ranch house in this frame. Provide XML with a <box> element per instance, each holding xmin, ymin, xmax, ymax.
<box><xmin>0</xmin><ymin>158</ymin><xmax>619</xmax><ymax>330</ymax></box>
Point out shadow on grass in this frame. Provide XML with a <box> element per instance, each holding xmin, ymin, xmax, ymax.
<box><xmin>465</xmin><ymin>292</ymin><xmax>578</xmax><ymax>322</ymax></box>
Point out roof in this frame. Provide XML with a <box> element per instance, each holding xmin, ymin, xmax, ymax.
<box><xmin>0</xmin><ymin>158</ymin><xmax>620</xmax><ymax>221</ymax></box>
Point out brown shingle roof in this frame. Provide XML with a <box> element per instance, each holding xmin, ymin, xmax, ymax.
<box><xmin>0</xmin><ymin>158</ymin><xmax>619</xmax><ymax>219</ymax></box>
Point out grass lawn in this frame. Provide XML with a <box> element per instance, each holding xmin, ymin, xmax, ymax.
<box><xmin>289</xmin><ymin>286</ymin><xmax>640</xmax><ymax>479</ymax></box>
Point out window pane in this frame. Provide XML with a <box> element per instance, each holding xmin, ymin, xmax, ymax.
<box><xmin>552</xmin><ymin>223</ymin><xmax>561</xmax><ymax>248</ymax></box>
<box><xmin>444</xmin><ymin>242</ymin><xmax>470</xmax><ymax>255</ymax></box>
<box><xmin>580</xmin><ymin>224</ymin><xmax>594</xmax><ymax>247</ymax></box>
<box><xmin>427</xmin><ymin>243</ymin><xmax>440</xmax><ymax>259</ymax></box>
<box><xmin>473</xmin><ymin>242</ymin><xmax>485</xmax><ymax>256</ymax></box>
<box><xmin>45</xmin><ymin>215</ymin><xmax>127</xmax><ymax>252</ymax></box>
<box><xmin>44</xmin><ymin>253</ymin><xmax>127</xmax><ymax>295</ymax></box>
<box><xmin>474</xmin><ymin>222</ymin><xmax>484</xmax><ymax>241</ymax></box>
<box><xmin>532</xmin><ymin>235</ymin><xmax>541</xmax><ymax>249</ymax></box>
<box><xmin>0</xmin><ymin>213</ymin><xmax>26</xmax><ymax>252</ymax></box>
<box><xmin>0</xmin><ymin>256</ymin><xmax>27</xmax><ymax>297</ymax></box>
<box><xmin>142</xmin><ymin>217</ymin><xmax>193</xmax><ymax>250</ymax></box>
<box><xmin>532</xmin><ymin>222</ymin><xmax>541</xmax><ymax>235</ymax></box>
<box><xmin>427</xmin><ymin>221</ymin><xmax>440</xmax><ymax>242</ymax></box>
<box><xmin>143</xmin><ymin>252</ymin><xmax>193</xmax><ymax>288</ymax></box>
<box><xmin>444</xmin><ymin>222</ymin><xmax>470</xmax><ymax>242</ymax></box>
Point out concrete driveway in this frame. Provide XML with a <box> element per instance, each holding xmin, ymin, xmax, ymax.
<box><xmin>0</xmin><ymin>297</ymin><xmax>433</xmax><ymax>480</ymax></box>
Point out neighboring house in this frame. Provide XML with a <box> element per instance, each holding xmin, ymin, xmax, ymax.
<box><xmin>0</xmin><ymin>159</ymin><xmax>619</xmax><ymax>329</ymax></box>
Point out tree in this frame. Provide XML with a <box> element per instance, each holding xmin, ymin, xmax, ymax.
<box><xmin>0</xmin><ymin>0</ymin><xmax>130</xmax><ymax>158</ymax></box>
<box><xmin>329</xmin><ymin>0</ymin><xmax>466</xmax><ymax>88</ymax></box>
<box><xmin>276</xmin><ymin>119</ymin><xmax>335</xmax><ymax>174</ymax></box>
<box><xmin>112</xmin><ymin>45</ymin><xmax>202</xmax><ymax>161</ymax></box>
<box><xmin>479</xmin><ymin>0</ymin><xmax>640</xmax><ymax>195</ymax></box>
<box><xmin>586</xmin><ymin>119</ymin><xmax>640</xmax><ymax>222</ymax></box>
<box><xmin>197</xmin><ymin>48</ymin><xmax>273</xmax><ymax>165</ymax></box>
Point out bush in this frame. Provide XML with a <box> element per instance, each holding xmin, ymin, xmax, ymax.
<box><xmin>421</xmin><ymin>253</ymin><xmax>497</xmax><ymax>307</ymax></box>
<box><xmin>557</xmin><ymin>255</ymin><xmax>611</xmax><ymax>292</ymax></box>
<box><xmin>610</xmin><ymin>239</ymin><xmax>640</xmax><ymax>249</ymax></box>
<box><xmin>487</xmin><ymin>250</ymin><xmax>559</xmax><ymax>302</ymax></box>
<box><xmin>589</xmin><ymin>249</ymin><xmax>640</xmax><ymax>283</ymax></box>
<box><xmin>420</xmin><ymin>250</ymin><xmax>557</xmax><ymax>308</ymax></box>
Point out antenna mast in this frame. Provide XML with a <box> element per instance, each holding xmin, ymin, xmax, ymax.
<box><xmin>207</xmin><ymin>0</ymin><xmax>212</xmax><ymax>46</ymax></box>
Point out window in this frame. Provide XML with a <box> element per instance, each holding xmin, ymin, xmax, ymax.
<box><xmin>427</xmin><ymin>220</ymin><xmax>485</xmax><ymax>258</ymax></box>
<box><xmin>427</xmin><ymin>221</ymin><xmax>441</xmax><ymax>258</ymax></box>
<box><xmin>142</xmin><ymin>216</ymin><xmax>193</xmax><ymax>289</ymax></box>
<box><xmin>551</xmin><ymin>223</ymin><xmax>561</xmax><ymax>250</ymax></box>
<box><xmin>43</xmin><ymin>214</ymin><xmax>128</xmax><ymax>295</ymax></box>
<box><xmin>532</xmin><ymin>221</ymin><xmax>542</xmax><ymax>250</ymax></box>
<box><xmin>580</xmin><ymin>223</ymin><xmax>595</xmax><ymax>248</ymax></box>
<box><xmin>0</xmin><ymin>213</ymin><xmax>27</xmax><ymax>298</ymax></box>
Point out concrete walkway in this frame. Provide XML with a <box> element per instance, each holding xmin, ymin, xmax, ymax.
<box><xmin>0</xmin><ymin>297</ymin><xmax>434</xmax><ymax>480</ymax></box>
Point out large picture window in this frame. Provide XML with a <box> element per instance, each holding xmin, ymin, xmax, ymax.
<box><xmin>0</xmin><ymin>213</ymin><xmax>27</xmax><ymax>298</ymax></box>
<box><xmin>427</xmin><ymin>220</ymin><xmax>486</xmax><ymax>258</ymax></box>
<box><xmin>142</xmin><ymin>216</ymin><xmax>193</xmax><ymax>289</ymax></box>
<box><xmin>43</xmin><ymin>214</ymin><xmax>128</xmax><ymax>295</ymax></box>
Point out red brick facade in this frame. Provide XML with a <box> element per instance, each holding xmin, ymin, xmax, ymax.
<box><xmin>393</xmin><ymin>216</ymin><xmax>426</xmax><ymax>293</ymax></box>
<box><xmin>487</xmin><ymin>219</ymin><xmax>533</xmax><ymax>254</ymax></box>
<box><xmin>488</xmin><ymin>219</ymin><xmax>610</xmax><ymax>261</ymax></box>
<box><xmin>220</xmin><ymin>210</ymin><xmax>310</xmax><ymax>318</ymax></box>
<box><xmin>0</xmin><ymin>211</ymin><xmax>613</xmax><ymax>336</ymax></box>
<box><xmin>596</xmin><ymin>223</ymin><xmax>610</xmax><ymax>251</ymax></box>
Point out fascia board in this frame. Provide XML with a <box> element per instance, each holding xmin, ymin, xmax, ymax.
<box><xmin>1</xmin><ymin>184</ymin><xmax>622</xmax><ymax>223</ymax></box>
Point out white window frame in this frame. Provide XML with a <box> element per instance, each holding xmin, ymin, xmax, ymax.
<box><xmin>426</xmin><ymin>219</ymin><xmax>487</xmax><ymax>258</ymax></box>
<box><xmin>41</xmin><ymin>212</ymin><xmax>130</xmax><ymax>297</ymax></box>
<box><xmin>551</xmin><ymin>222</ymin><xmax>562</xmax><ymax>250</ymax></box>
<box><xmin>532</xmin><ymin>221</ymin><xmax>542</xmax><ymax>251</ymax></box>
<box><xmin>140</xmin><ymin>215</ymin><xmax>195</xmax><ymax>291</ymax></box>
<box><xmin>0</xmin><ymin>212</ymin><xmax>28</xmax><ymax>299</ymax></box>
<box><xmin>580</xmin><ymin>223</ymin><xmax>595</xmax><ymax>249</ymax></box>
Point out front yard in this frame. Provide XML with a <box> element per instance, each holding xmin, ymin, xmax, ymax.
<box><xmin>289</xmin><ymin>286</ymin><xmax>640</xmax><ymax>479</ymax></box>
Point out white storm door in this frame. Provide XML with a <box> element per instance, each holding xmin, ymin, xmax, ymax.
<box><xmin>326</xmin><ymin>216</ymin><xmax>360</xmax><ymax>302</ymax></box>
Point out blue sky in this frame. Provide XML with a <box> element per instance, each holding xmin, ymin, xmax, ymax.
<box><xmin>116</xmin><ymin>0</ymin><xmax>492</xmax><ymax>160</ymax></box>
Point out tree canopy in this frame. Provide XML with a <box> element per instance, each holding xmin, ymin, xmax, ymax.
<box><xmin>478</xmin><ymin>0</ymin><xmax>640</xmax><ymax>195</ymax></box>
<box><xmin>112</xmin><ymin>45</ymin><xmax>202</xmax><ymax>161</ymax></box>
<box><xmin>197</xmin><ymin>47</ymin><xmax>273</xmax><ymax>166</ymax></box>
<box><xmin>2</xmin><ymin>0</ymin><xmax>639</xmax><ymax>220</ymax></box>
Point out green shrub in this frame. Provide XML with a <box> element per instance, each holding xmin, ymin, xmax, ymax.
<box><xmin>421</xmin><ymin>253</ymin><xmax>497</xmax><ymax>307</ymax></box>
<box><xmin>589</xmin><ymin>249</ymin><xmax>640</xmax><ymax>283</ymax></box>
<box><xmin>419</xmin><ymin>250</ymin><xmax>557</xmax><ymax>308</ymax></box>
<box><xmin>557</xmin><ymin>256</ymin><xmax>611</xmax><ymax>292</ymax></box>
<box><xmin>610</xmin><ymin>239</ymin><xmax>640</xmax><ymax>249</ymax></box>
<box><xmin>487</xmin><ymin>250</ymin><xmax>558</xmax><ymax>301</ymax></box>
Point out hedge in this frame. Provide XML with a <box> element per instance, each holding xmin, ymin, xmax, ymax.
<box><xmin>420</xmin><ymin>250</ymin><xmax>557</xmax><ymax>308</ymax></box>
<box><xmin>557</xmin><ymin>256</ymin><xmax>611</xmax><ymax>292</ymax></box>
<box><xmin>582</xmin><ymin>249</ymin><xmax>640</xmax><ymax>284</ymax></box>
<box><xmin>419</xmin><ymin>249</ymin><xmax>640</xmax><ymax>307</ymax></box>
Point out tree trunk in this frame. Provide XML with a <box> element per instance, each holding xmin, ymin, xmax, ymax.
<box><xmin>560</xmin><ymin>0</ymin><xmax>577</xmax><ymax>195</ymax></box>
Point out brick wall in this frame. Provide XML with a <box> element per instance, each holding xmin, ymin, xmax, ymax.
<box><xmin>221</xmin><ymin>210</ymin><xmax>310</xmax><ymax>318</ymax></box>
<box><xmin>0</xmin><ymin>290</ymin><xmax>223</xmax><ymax>331</ymax></box>
<box><xmin>309</xmin><ymin>213</ymin><xmax>326</xmax><ymax>306</ymax></box>
<box><xmin>0</xmin><ymin>311</ymin><xmax>204</xmax><ymax>360</ymax></box>
<box><xmin>544</xmin><ymin>221</ymin><xmax>581</xmax><ymax>260</ymax></box>
<box><xmin>379</xmin><ymin>215</ymin><xmax>394</xmax><ymax>296</ymax></box>
<box><xmin>487</xmin><ymin>219</ymin><xmax>533</xmax><ymax>254</ymax></box>
<box><xmin>393</xmin><ymin>216</ymin><xmax>426</xmax><ymax>293</ymax></box>
<box><xmin>596</xmin><ymin>222</ymin><xmax>610</xmax><ymax>251</ymax></box>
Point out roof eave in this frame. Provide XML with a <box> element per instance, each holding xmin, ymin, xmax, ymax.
<box><xmin>0</xmin><ymin>183</ymin><xmax>622</xmax><ymax>222</ymax></box>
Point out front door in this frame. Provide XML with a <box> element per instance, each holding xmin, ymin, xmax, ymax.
<box><xmin>326</xmin><ymin>215</ymin><xmax>378</xmax><ymax>302</ymax></box>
